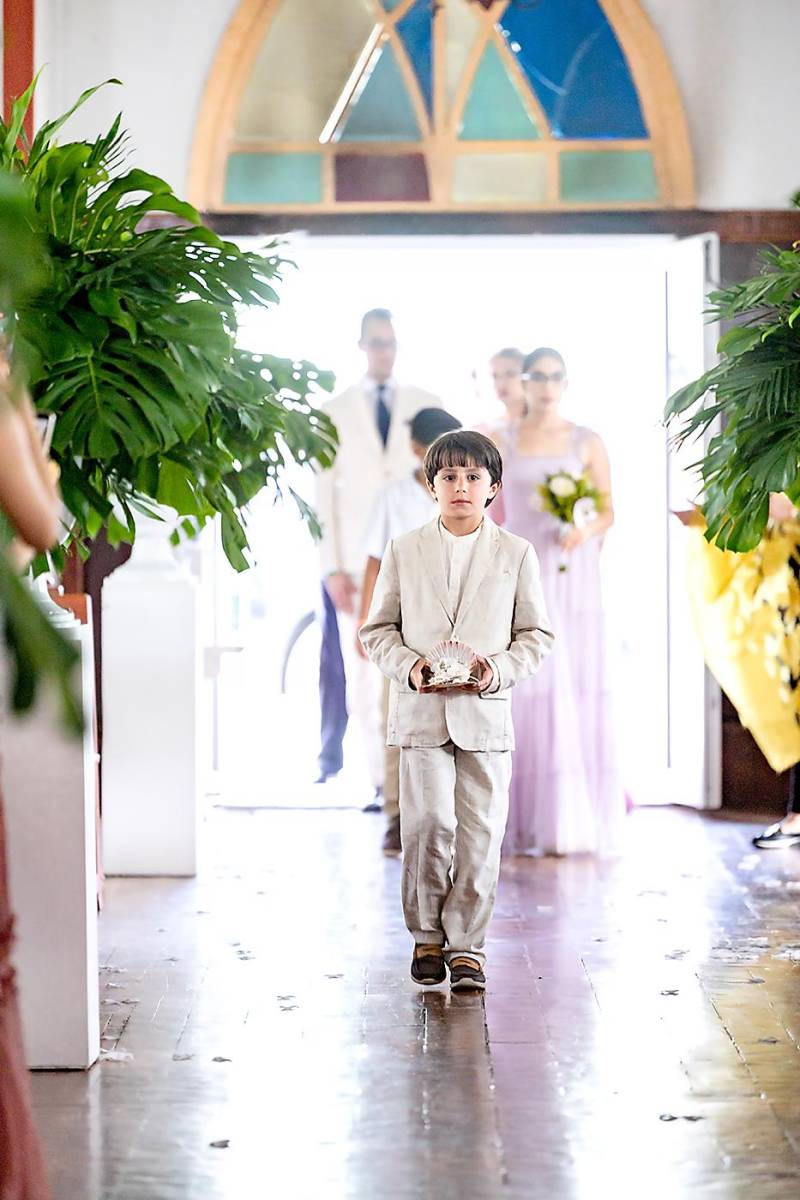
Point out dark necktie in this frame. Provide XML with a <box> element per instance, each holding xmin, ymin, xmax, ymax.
<box><xmin>376</xmin><ymin>383</ymin><xmax>391</xmax><ymax>447</ymax></box>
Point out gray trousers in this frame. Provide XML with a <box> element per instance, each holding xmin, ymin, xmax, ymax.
<box><xmin>399</xmin><ymin>743</ymin><xmax>512</xmax><ymax>967</ymax></box>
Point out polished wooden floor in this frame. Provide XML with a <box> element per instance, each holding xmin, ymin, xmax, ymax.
<box><xmin>29</xmin><ymin>806</ymin><xmax>800</xmax><ymax>1199</ymax></box>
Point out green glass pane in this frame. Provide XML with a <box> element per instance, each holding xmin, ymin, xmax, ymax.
<box><xmin>560</xmin><ymin>150</ymin><xmax>658</xmax><ymax>203</ymax></box>
<box><xmin>235</xmin><ymin>0</ymin><xmax>375</xmax><ymax>141</ymax></box>
<box><xmin>339</xmin><ymin>41</ymin><xmax>420</xmax><ymax>141</ymax></box>
<box><xmin>459</xmin><ymin>41</ymin><xmax>540</xmax><ymax>141</ymax></box>
<box><xmin>452</xmin><ymin>153</ymin><xmax>548</xmax><ymax>204</ymax></box>
<box><xmin>381</xmin><ymin>0</ymin><xmax>405</xmax><ymax>9</ymax></box>
<box><xmin>224</xmin><ymin>153</ymin><xmax>323</xmax><ymax>205</ymax></box>
<box><xmin>445</xmin><ymin>0</ymin><xmax>479</xmax><ymax>114</ymax></box>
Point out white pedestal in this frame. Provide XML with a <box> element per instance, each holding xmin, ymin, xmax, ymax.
<box><xmin>102</xmin><ymin>516</ymin><xmax>200</xmax><ymax>877</ymax></box>
<box><xmin>4</xmin><ymin>609</ymin><xmax>100</xmax><ymax>1070</ymax></box>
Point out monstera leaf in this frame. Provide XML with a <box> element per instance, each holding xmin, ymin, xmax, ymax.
<box><xmin>0</xmin><ymin>78</ymin><xmax>337</xmax><ymax>572</ymax></box>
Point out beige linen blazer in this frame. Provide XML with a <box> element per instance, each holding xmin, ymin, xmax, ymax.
<box><xmin>315</xmin><ymin>382</ymin><xmax>440</xmax><ymax>578</ymax></box>
<box><xmin>359</xmin><ymin>518</ymin><xmax>554</xmax><ymax>752</ymax></box>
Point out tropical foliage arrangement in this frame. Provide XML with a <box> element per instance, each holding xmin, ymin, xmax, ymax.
<box><xmin>0</xmin><ymin>170</ymin><xmax>81</xmax><ymax>729</ymax></box>
<box><xmin>1</xmin><ymin>77</ymin><xmax>337</xmax><ymax>573</ymax></box>
<box><xmin>665</xmin><ymin>195</ymin><xmax>800</xmax><ymax>552</ymax></box>
<box><xmin>0</xmin><ymin>77</ymin><xmax>338</xmax><ymax>726</ymax></box>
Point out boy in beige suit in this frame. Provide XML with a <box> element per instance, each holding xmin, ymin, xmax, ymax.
<box><xmin>360</xmin><ymin>431</ymin><xmax>553</xmax><ymax>991</ymax></box>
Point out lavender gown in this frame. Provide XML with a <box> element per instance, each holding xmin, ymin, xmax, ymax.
<box><xmin>500</xmin><ymin>425</ymin><xmax>625</xmax><ymax>855</ymax></box>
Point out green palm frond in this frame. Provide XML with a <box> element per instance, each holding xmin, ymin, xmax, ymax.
<box><xmin>665</xmin><ymin>215</ymin><xmax>800</xmax><ymax>553</ymax></box>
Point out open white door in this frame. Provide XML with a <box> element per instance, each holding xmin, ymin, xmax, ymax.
<box><xmin>662</xmin><ymin>233</ymin><xmax>722</xmax><ymax>808</ymax></box>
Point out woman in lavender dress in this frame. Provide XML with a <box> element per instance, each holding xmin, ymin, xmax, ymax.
<box><xmin>499</xmin><ymin>348</ymin><xmax>624</xmax><ymax>855</ymax></box>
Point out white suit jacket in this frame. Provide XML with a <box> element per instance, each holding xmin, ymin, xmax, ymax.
<box><xmin>315</xmin><ymin>381</ymin><xmax>440</xmax><ymax>578</ymax></box>
<box><xmin>359</xmin><ymin>518</ymin><xmax>554</xmax><ymax>752</ymax></box>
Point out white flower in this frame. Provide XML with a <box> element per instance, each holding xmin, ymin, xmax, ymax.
<box><xmin>549</xmin><ymin>473</ymin><xmax>577</xmax><ymax>498</ymax></box>
<box><xmin>573</xmin><ymin>497</ymin><xmax>598</xmax><ymax>529</ymax></box>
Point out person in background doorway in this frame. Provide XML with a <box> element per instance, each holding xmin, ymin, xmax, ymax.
<box><xmin>498</xmin><ymin>347</ymin><xmax>624</xmax><ymax>855</ymax></box>
<box><xmin>488</xmin><ymin>347</ymin><xmax>527</xmax><ymax>426</ymax></box>
<box><xmin>0</xmin><ymin>385</ymin><xmax>61</xmax><ymax>1200</ymax></box>
<box><xmin>315</xmin><ymin>309</ymin><xmax>440</xmax><ymax>805</ymax></box>
<box><xmin>478</xmin><ymin>347</ymin><xmax>527</xmax><ymax>527</ymax></box>
<box><xmin>357</xmin><ymin>407</ymin><xmax>463</xmax><ymax>854</ymax></box>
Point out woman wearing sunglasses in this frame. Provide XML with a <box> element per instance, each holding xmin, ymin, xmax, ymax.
<box><xmin>497</xmin><ymin>347</ymin><xmax>624</xmax><ymax>856</ymax></box>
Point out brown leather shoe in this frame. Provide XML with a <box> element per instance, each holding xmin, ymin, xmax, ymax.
<box><xmin>382</xmin><ymin>817</ymin><xmax>401</xmax><ymax>856</ymax></box>
<box><xmin>410</xmin><ymin>944</ymin><xmax>446</xmax><ymax>986</ymax></box>
<box><xmin>449</xmin><ymin>956</ymin><xmax>486</xmax><ymax>992</ymax></box>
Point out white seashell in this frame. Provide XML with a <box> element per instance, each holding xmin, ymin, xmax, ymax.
<box><xmin>428</xmin><ymin>639</ymin><xmax>474</xmax><ymax>666</ymax></box>
<box><xmin>427</xmin><ymin>639</ymin><xmax>476</xmax><ymax>686</ymax></box>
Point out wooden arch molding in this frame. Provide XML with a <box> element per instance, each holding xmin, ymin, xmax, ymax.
<box><xmin>188</xmin><ymin>0</ymin><xmax>695</xmax><ymax>213</ymax></box>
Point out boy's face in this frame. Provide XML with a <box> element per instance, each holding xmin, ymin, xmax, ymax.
<box><xmin>428</xmin><ymin>461</ymin><xmax>500</xmax><ymax>523</ymax></box>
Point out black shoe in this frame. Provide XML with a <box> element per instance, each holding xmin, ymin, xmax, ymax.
<box><xmin>315</xmin><ymin>770</ymin><xmax>340</xmax><ymax>784</ymax></box>
<box><xmin>382</xmin><ymin>817</ymin><xmax>401</xmax><ymax>856</ymax></box>
<box><xmin>410</xmin><ymin>945</ymin><xmax>446</xmax><ymax>986</ymax></box>
<box><xmin>752</xmin><ymin>822</ymin><xmax>800</xmax><ymax>849</ymax></box>
<box><xmin>363</xmin><ymin>787</ymin><xmax>383</xmax><ymax>814</ymax></box>
<box><xmin>449</xmin><ymin>956</ymin><xmax>486</xmax><ymax>992</ymax></box>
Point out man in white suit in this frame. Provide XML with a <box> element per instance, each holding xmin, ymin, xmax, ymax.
<box><xmin>360</xmin><ymin>431</ymin><xmax>554</xmax><ymax>991</ymax></box>
<box><xmin>316</xmin><ymin>309</ymin><xmax>439</xmax><ymax>800</ymax></box>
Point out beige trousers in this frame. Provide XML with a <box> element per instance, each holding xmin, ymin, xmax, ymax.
<box><xmin>382</xmin><ymin>679</ymin><xmax>400</xmax><ymax>821</ymax></box>
<box><xmin>399</xmin><ymin>743</ymin><xmax>512</xmax><ymax>967</ymax></box>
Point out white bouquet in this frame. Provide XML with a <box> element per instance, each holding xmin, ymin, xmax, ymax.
<box><xmin>534</xmin><ymin>471</ymin><xmax>602</xmax><ymax>572</ymax></box>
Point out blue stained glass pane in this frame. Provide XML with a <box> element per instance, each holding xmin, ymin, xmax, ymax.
<box><xmin>498</xmin><ymin>0</ymin><xmax>648</xmax><ymax>140</ymax></box>
<box><xmin>396</xmin><ymin>0</ymin><xmax>433</xmax><ymax>115</ymax></box>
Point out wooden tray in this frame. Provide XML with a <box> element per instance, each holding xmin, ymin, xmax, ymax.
<box><xmin>418</xmin><ymin>679</ymin><xmax>481</xmax><ymax>694</ymax></box>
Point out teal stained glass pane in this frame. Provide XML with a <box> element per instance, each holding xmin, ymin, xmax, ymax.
<box><xmin>380</xmin><ymin>0</ymin><xmax>405</xmax><ymax>9</ymax></box>
<box><xmin>560</xmin><ymin>151</ymin><xmax>657</xmax><ymax>203</ymax></box>
<box><xmin>460</xmin><ymin>42</ymin><xmax>540</xmax><ymax>141</ymax></box>
<box><xmin>397</xmin><ymin>0</ymin><xmax>432</xmax><ymax>114</ymax></box>
<box><xmin>339</xmin><ymin>43</ymin><xmax>421</xmax><ymax>141</ymax></box>
<box><xmin>224</xmin><ymin>153</ymin><xmax>322</xmax><ymax>205</ymax></box>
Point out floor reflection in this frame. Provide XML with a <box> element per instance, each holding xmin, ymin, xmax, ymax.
<box><xmin>28</xmin><ymin>806</ymin><xmax>800</xmax><ymax>1199</ymax></box>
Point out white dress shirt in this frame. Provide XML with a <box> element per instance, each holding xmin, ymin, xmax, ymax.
<box><xmin>363</xmin><ymin>473</ymin><xmax>436</xmax><ymax>560</ymax></box>
<box><xmin>438</xmin><ymin>519</ymin><xmax>498</xmax><ymax>690</ymax></box>
<box><xmin>439</xmin><ymin>520</ymin><xmax>483</xmax><ymax>614</ymax></box>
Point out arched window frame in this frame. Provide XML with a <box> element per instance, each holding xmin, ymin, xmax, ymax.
<box><xmin>189</xmin><ymin>0</ymin><xmax>695</xmax><ymax>213</ymax></box>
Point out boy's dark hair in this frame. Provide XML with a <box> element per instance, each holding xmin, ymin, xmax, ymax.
<box><xmin>423</xmin><ymin>430</ymin><xmax>503</xmax><ymax>507</ymax></box>
<box><xmin>360</xmin><ymin>308</ymin><xmax>393</xmax><ymax>338</ymax></box>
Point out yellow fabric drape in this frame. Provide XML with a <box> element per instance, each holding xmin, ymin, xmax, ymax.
<box><xmin>686</xmin><ymin>519</ymin><xmax>800</xmax><ymax>773</ymax></box>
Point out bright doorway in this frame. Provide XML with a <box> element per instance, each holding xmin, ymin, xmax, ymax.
<box><xmin>205</xmin><ymin>233</ymin><xmax>719</xmax><ymax>812</ymax></box>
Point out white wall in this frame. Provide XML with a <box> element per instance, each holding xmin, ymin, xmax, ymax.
<box><xmin>35</xmin><ymin>0</ymin><xmax>237</xmax><ymax>194</ymax></box>
<box><xmin>644</xmin><ymin>0</ymin><xmax>800</xmax><ymax>209</ymax></box>
<box><xmin>33</xmin><ymin>0</ymin><xmax>800</xmax><ymax>210</ymax></box>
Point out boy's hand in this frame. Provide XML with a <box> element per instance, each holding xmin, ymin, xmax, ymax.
<box><xmin>409</xmin><ymin>658</ymin><xmax>429</xmax><ymax>691</ymax></box>
<box><xmin>472</xmin><ymin>655</ymin><xmax>495</xmax><ymax>693</ymax></box>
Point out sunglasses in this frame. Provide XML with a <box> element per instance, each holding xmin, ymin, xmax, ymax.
<box><xmin>522</xmin><ymin>369</ymin><xmax>566</xmax><ymax>384</ymax></box>
<box><xmin>364</xmin><ymin>338</ymin><xmax>397</xmax><ymax>351</ymax></box>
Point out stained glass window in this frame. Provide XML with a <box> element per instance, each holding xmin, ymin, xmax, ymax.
<box><xmin>212</xmin><ymin>0</ymin><xmax>693</xmax><ymax>211</ymax></box>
